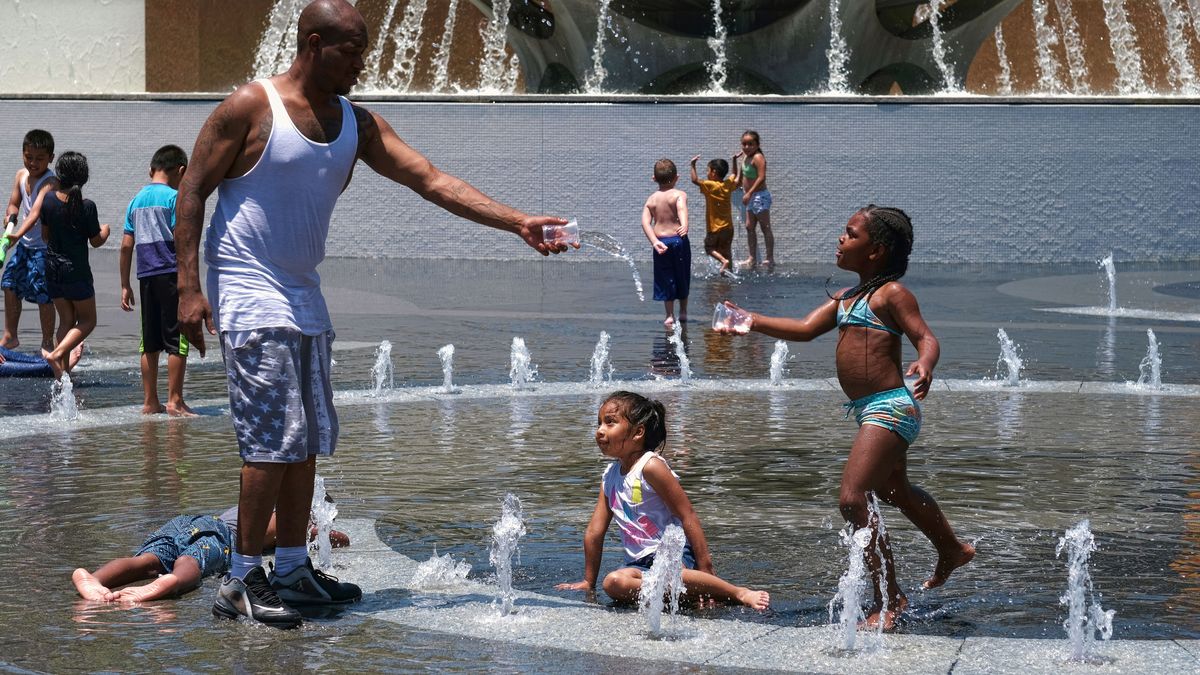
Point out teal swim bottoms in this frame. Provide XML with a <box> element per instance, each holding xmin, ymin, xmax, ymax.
<box><xmin>844</xmin><ymin>386</ymin><xmax>921</xmax><ymax>445</ymax></box>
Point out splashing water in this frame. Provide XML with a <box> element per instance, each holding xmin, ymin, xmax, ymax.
<box><xmin>509</xmin><ymin>337</ymin><xmax>537</xmax><ymax>389</ymax></box>
<box><xmin>364</xmin><ymin>0</ymin><xmax>402</xmax><ymax>89</ymax></box>
<box><xmin>1101</xmin><ymin>0</ymin><xmax>1146</xmax><ymax>95</ymax></box>
<box><xmin>925</xmin><ymin>1</ymin><xmax>956</xmax><ymax>92</ymax></box>
<box><xmin>252</xmin><ymin>0</ymin><xmax>306</xmax><ymax>79</ymax></box>
<box><xmin>993</xmin><ymin>24</ymin><xmax>1014</xmax><ymax>95</ymax></box>
<box><xmin>369</xmin><ymin>340</ymin><xmax>394</xmax><ymax>397</ymax></box>
<box><xmin>478</xmin><ymin>0</ymin><xmax>518</xmax><ymax>92</ymax></box>
<box><xmin>1099</xmin><ymin>253</ymin><xmax>1117</xmax><ymax>313</ymax></box>
<box><xmin>1057</xmin><ymin>520</ymin><xmax>1116</xmax><ymax>663</ymax></box>
<box><xmin>310</xmin><ymin>474</ymin><xmax>338</xmax><ymax>570</ymax></box>
<box><xmin>1136</xmin><ymin>329</ymin><xmax>1162</xmax><ymax>390</ymax></box>
<box><xmin>437</xmin><ymin>344</ymin><xmax>456</xmax><ymax>393</ymax></box>
<box><xmin>1157</xmin><ymin>0</ymin><xmax>1199</xmax><ymax>94</ymax></box>
<box><xmin>769</xmin><ymin>340</ymin><xmax>789</xmax><ymax>385</ymax></box>
<box><xmin>589</xmin><ymin>331</ymin><xmax>613</xmax><ymax>386</ymax></box>
<box><xmin>584</xmin><ymin>0</ymin><xmax>614</xmax><ymax>93</ymax></box>
<box><xmin>705</xmin><ymin>0</ymin><xmax>729</xmax><ymax>93</ymax></box>
<box><xmin>1054</xmin><ymin>0</ymin><xmax>1090</xmax><ymax>93</ymax></box>
<box><xmin>49</xmin><ymin>373</ymin><xmax>79</xmax><ymax>421</ymax></box>
<box><xmin>667</xmin><ymin>322</ymin><xmax>691</xmax><ymax>383</ymax></box>
<box><xmin>580</xmin><ymin>231</ymin><xmax>644</xmax><ymax>301</ymax></box>
<box><xmin>1031</xmin><ymin>0</ymin><xmax>1064</xmax><ymax>93</ymax></box>
<box><xmin>429</xmin><ymin>0</ymin><xmax>460</xmax><ymax>92</ymax></box>
<box><xmin>995</xmin><ymin>329</ymin><xmax>1024</xmax><ymax>386</ymax></box>
<box><xmin>489</xmin><ymin>493</ymin><xmax>526</xmax><ymax>616</ymax></box>
<box><xmin>380</xmin><ymin>0</ymin><xmax>430</xmax><ymax>92</ymax></box>
<box><xmin>829</xmin><ymin>523</ymin><xmax>871</xmax><ymax>650</ymax></box>
<box><xmin>638</xmin><ymin>524</ymin><xmax>687</xmax><ymax>636</ymax></box>
<box><xmin>412</xmin><ymin>548</ymin><xmax>472</xmax><ymax>590</ymax></box>
<box><xmin>826</xmin><ymin>0</ymin><xmax>850</xmax><ymax>93</ymax></box>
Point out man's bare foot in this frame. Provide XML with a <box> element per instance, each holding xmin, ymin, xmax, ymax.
<box><xmin>736</xmin><ymin>587</ymin><xmax>770</xmax><ymax>610</ymax></box>
<box><xmin>143</xmin><ymin>402</ymin><xmax>166</xmax><ymax>415</ymax></box>
<box><xmin>663</xmin><ymin>316</ymin><xmax>675</xmax><ymax>327</ymax></box>
<box><xmin>72</xmin><ymin>569</ymin><xmax>114</xmax><ymax>601</ymax></box>
<box><xmin>166</xmin><ymin>402</ymin><xmax>198</xmax><ymax>417</ymax></box>
<box><xmin>923</xmin><ymin>542</ymin><xmax>976</xmax><ymax>589</ymax></box>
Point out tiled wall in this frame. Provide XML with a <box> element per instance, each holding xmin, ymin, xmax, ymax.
<box><xmin>1</xmin><ymin>98</ymin><xmax>1195</xmax><ymax>263</ymax></box>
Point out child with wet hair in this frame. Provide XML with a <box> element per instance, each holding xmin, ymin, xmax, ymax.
<box><xmin>556</xmin><ymin>390</ymin><xmax>770</xmax><ymax>610</ymax></box>
<box><xmin>718</xmin><ymin>205</ymin><xmax>974</xmax><ymax>630</ymax></box>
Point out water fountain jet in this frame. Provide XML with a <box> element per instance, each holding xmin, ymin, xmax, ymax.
<box><xmin>489</xmin><ymin>493</ymin><xmax>526</xmax><ymax>616</ymax></box>
<box><xmin>638</xmin><ymin>523</ymin><xmax>687</xmax><ymax>636</ymax></box>
<box><xmin>1057</xmin><ymin>520</ymin><xmax>1116</xmax><ymax>663</ymax></box>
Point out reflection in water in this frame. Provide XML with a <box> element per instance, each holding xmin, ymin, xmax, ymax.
<box><xmin>509</xmin><ymin>396</ymin><xmax>532</xmax><ymax>449</ymax></box>
<box><xmin>141</xmin><ymin>420</ymin><xmax>186</xmax><ymax>510</ymax></box>
<box><xmin>438</xmin><ymin>399</ymin><xmax>457</xmax><ymax>452</ymax></box>
<box><xmin>374</xmin><ymin>401</ymin><xmax>392</xmax><ymax>437</ymax></box>
<box><xmin>650</xmin><ymin>326</ymin><xmax>689</xmax><ymax>379</ymax></box>
<box><xmin>768</xmin><ymin>389</ymin><xmax>788</xmax><ymax>436</ymax></box>
<box><xmin>1096</xmin><ymin>317</ymin><xmax>1117</xmax><ymax>379</ymax></box>
<box><xmin>996</xmin><ymin>392</ymin><xmax>1024</xmax><ymax>445</ymax></box>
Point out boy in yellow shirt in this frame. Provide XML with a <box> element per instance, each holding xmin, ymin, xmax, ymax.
<box><xmin>689</xmin><ymin>154</ymin><xmax>740</xmax><ymax>277</ymax></box>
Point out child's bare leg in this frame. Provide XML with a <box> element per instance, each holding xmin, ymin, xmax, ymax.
<box><xmin>678</xmin><ymin>297</ymin><xmax>688</xmax><ymax>322</ymax></box>
<box><xmin>741</xmin><ymin>215</ymin><xmax>758</xmax><ymax>267</ymax></box>
<box><xmin>141</xmin><ymin>351</ymin><xmax>165</xmax><ymax>414</ymax></box>
<box><xmin>758</xmin><ymin>211</ymin><xmax>774</xmax><ymax>266</ymax></box>
<box><xmin>663</xmin><ymin>300</ymin><xmax>675</xmax><ymax>326</ymax></box>
<box><xmin>1</xmin><ymin>289</ymin><xmax>20</xmax><ymax>348</ymax></box>
<box><xmin>681</xmin><ymin>569</ymin><xmax>769</xmax><ymax>610</ymax></box>
<box><xmin>72</xmin><ymin>568</ymin><xmax>114</xmax><ymax>601</ymax></box>
<box><xmin>165</xmin><ymin>352</ymin><xmax>195</xmax><ymax>416</ymax></box>
<box><xmin>602</xmin><ymin>567</ymin><xmax>644</xmax><ymax>603</ymax></box>
<box><xmin>91</xmin><ymin>552</ymin><xmax>165</xmax><ymax>589</ymax></box>
<box><xmin>50</xmin><ymin>298</ymin><xmax>95</xmax><ymax>373</ymax></box>
<box><xmin>113</xmin><ymin>556</ymin><xmax>200</xmax><ymax>603</ymax></box>
<box><xmin>37</xmin><ymin>302</ymin><xmax>55</xmax><ymax>352</ymax></box>
<box><xmin>839</xmin><ymin>425</ymin><xmax>907</xmax><ymax>623</ymax></box>
<box><xmin>879</xmin><ymin>454</ymin><xmax>975</xmax><ymax>589</ymax></box>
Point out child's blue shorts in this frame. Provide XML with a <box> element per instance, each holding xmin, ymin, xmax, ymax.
<box><xmin>844</xmin><ymin>386</ymin><xmax>922</xmax><ymax>445</ymax></box>
<box><xmin>622</xmin><ymin>544</ymin><xmax>697</xmax><ymax>571</ymax></box>
<box><xmin>0</xmin><ymin>244</ymin><xmax>51</xmax><ymax>305</ymax></box>
<box><xmin>133</xmin><ymin>514</ymin><xmax>233</xmax><ymax>578</ymax></box>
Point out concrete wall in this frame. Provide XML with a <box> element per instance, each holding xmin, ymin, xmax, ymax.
<box><xmin>0</xmin><ymin>97</ymin><xmax>1194</xmax><ymax>263</ymax></box>
<box><xmin>0</xmin><ymin>0</ymin><xmax>144</xmax><ymax>94</ymax></box>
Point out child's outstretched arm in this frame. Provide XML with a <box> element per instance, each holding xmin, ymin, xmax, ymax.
<box><xmin>688</xmin><ymin>155</ymin><xmax>701</xmax><ymax>186</ymax></box>
<box><xmin>886</xmin><ymin>285</ymin><xmax>940</xmax><ymax>400</ymax></box>
<box><xmin>555</xmin><ymin>489</ymin><xmax>611</xmax><ymax>591</ymax></box>
<box><xmin>719</xmin><ymin>299</ymin><xmax>838</xmax><ymax>342</ymax></box>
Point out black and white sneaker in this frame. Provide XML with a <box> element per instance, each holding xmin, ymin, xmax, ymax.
<box><xmin>212</xmin><ymin>567</ymin><xmax>303</xmax><ymax>629</ymax></box>
<box><xmin>269</xmin><ymin>558</ymin><xmax>362</xmax><ymax>605</ymax></box>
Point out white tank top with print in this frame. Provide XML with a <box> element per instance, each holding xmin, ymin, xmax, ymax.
<box><xmin>602</xmin><ymin>451</ymin><xmax>682</xmax><ymax>562</ymax></box>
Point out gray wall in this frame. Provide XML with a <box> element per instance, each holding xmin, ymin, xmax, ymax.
<box><xmin>1</xmin><ymin>98</ymin><xmax>1195</xmax><ymax>263</ymax></box>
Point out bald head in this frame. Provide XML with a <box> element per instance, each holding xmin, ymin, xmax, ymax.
<box><xmin>296</xmin><ymin>0</ymin><xmax>366</xmax><ymax>53</ymax></box>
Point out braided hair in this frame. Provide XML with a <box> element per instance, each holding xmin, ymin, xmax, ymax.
<box><xmin>602</xmin><ymin>391</ymin><xmax>668</xmax><ymax>453</ymax></box>
<box><xmin>54</xmin><ymin>151</ymin><xmax>89</xmax><ymax>219</ymax></box>
<box><xmin>830</xmin><ymin>205</ymin><xmax>913</xmax><ymax>303</ymax></box>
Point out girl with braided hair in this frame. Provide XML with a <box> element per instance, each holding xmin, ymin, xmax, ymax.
<box><xmin>718</xmin><ymin>206</ymin><xmax>973</xmax><ymax>629</ymax></box>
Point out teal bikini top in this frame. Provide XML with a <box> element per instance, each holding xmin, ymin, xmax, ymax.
<box><xmin>741</xmin><ymin>158</ymin><xmax>758</xmax><ymax>181</ymax></box>
<box><xmin>837</xmin><ymin>294</ymin><xmax>902</xmax><ymax>336</ymax></box>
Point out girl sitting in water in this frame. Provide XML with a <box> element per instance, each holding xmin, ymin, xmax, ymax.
<box><xmin>718</xmin><ymin>205</ymin><xmax>974</xmax><ymax>629</ymax></box>
<box><xmin>556</xmin><ymin>391</ymin><xmax>770</xmax><ymax>610</ymax></box>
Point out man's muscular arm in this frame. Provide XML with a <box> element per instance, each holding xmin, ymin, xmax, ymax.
<box><xmin>352</xmin><ymin>105</ymin><xmax>565</xmax><ymax>254</ymax></box>
<box><xmin>175</xmin><ymin>86</ymin><xmax>260</xmax><ymax>355</ymax></box>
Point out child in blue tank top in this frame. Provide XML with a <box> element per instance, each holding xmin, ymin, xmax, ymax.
<box><xmin>718</xmin><ymin>206</ymin><xmax>975</xmax><ymax>630</ymax></box>
<box><xmin>556</xmin><ymin>391</ymin><xmax>770</xmax><ymax>610</ymax></box>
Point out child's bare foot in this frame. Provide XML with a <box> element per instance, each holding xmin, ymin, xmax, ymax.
<box><xmin>863</xmin><ymin>596</ymin><xmax>907</xmax><ymax>631</ymax></box>
<box><xmin>72</xmin><ymin>569</ymin><xmax>113</xmax><ymax>601</ymax></box>
<box><xmin>68</xmin><ymin>342</ymin><xmax>85</xmax><ymax>369</ymax></box>
<box><xmin>663</xmin><ymin>316</ymin><xmax>675</xmax><ymax>328</ymax></box>
<box><xmin>167</xmin><ymin>402</ymin><xmax>197</xmax><ymax>417</ymax></box>
<box><xmin>923</xmin><ymin>542</ymin><xmax>976</xmax><ymax>589</ymax></box>
<box><xmin>736</xmin><ymin>587</ymin><xmax>770</xmax><ymax>610</ymax></box>
<box><xmin>678</xmin><ymin>314</ymin><xmax>687</xmax><ymax>324</ymax></box>
<box><xmin>0</xmin><ymin>335</ymin><xmax>17</xmax><ymax>349</ymax></box>
<box><xmin>43</xmin><ymin>348</ymin><xmax>63</xmax><ymax>380</ymax></box>
<box><xmin>143</xmin><ymin>402</ymin><xmax>166</xmax><ymax>415</ymax></box>
<box><xmin>737</xmin><ymin>257</ymin><xmax>755</xmax><ymax>269</ymax></box>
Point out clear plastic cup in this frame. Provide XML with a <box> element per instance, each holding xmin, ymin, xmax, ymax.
<box><xmin>542</xmin><ymin>219</ymin><xmax>579</xmax><ymax>247</ymax></box>
<box><xmin>712</xmin><ymin>303</ymin><xmax>752</xmax><ymax>334</ymax></box>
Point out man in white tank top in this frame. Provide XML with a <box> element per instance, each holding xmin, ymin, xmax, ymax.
<box><xmin>174</xmin><ymin>0</ymin><xmax>569</xmax><ymax>629</ymax></box>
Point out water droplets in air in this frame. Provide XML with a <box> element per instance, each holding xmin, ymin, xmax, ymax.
<box><xmin>1031</xmin><ymin>0</ymin><xmax>1064</xmax><ymax>94</ymax></box>
<box><xmin>1057</xmin><ymin>520</ymin><xmax>1116</xmax><ymax>663</ymax></box>
<box><xmin>252</xmin><ymin>0</ymin><xmax>306</xmax><ymax>79</ymax></box>
<box><xmin>993</xmin><ymin>24</ymin><xmax>1014</xmax><ymax>95</ymax></box>
<box><xmin>705</xmin><ymin>0</ymin><xmax>729</xmax><ymax>94</ymax></box>
<box><xmin>50</xmin><ymin>372</ymin><xmax>79</xmax><ymax>421</ymax></box>
<box><xmin>826</xmin><ymin>0</ymin><xmax>851</xmax><ymax>93</ymax></box>
<box><xmin>638</xmin><ymin>523</ymin><xmax>687</xmax><ymax>636</ymax></box>
<box><xmin>478</xmin><ymin>0</ymin><xmax>519</xmax><ymax>93</ymax></box>
<box><xmin>489</xmin><ymin>493</ymin><xmax>526</xmax><ymax>616</ymax></box>
<box><xmin>1135</xmin><ymin>329</ymin><xmax>1162</xmax><ymax>390</ymax></box>
<box><xmin>924</xmin><ymin>1</ymin><xmax>956</xmax><ymax>92</ymax></box>
<box><xmin>369</xmin><ymin>340</ymin><xmax>394</xmax><ymax>397</ymax></box>
<box><xmin>1054</xmin><ymin>0</ymin><xmax>1090</xmax><ymax>93</ymax></box>
<box><xmin>509</xmin><ymin>337</ymin><xmax>537</xmax><ymax>389</ymax></box>
<box><xmin>1101</xmin><ymin>0</ymin><xmax>1146</xmax><ymax>95</ymax></box>
<box><xmin>994</xmin><ymin>329</ymin><xmax>1024</xmax><ymax>386</ymax></box>
<box><xmin>429</xmin><ymin>0</ymin><xmax>461</xmax><ymax>92</ymax></box>
<box><xmin>584</xmin><ymin>0</ymin><xmax>614</xmax><ymax>94</ymax></box>
<box><xmin>309</xmin><ymin>473</ymin><xmax>339</xmax><ymax>570</ymax></box>
<box><xmin>580</xmin><ymin>231</ymin><xmax>645</xmax><ymax>301</ymax></box>
<box><xmin>1156</xmin><ymin>0</ymin><xmax>1199</xmax><ymax>94</ymax></box>
<box><xmin>667</xmin><ymin>322</ymin><xmax>691</xmax><ymax>384</ymax></box>
<box><xmin>769</xmin><ymin>340</ymin><xmax>789</xmax><ymax>385</ymax></box>
<box><xmin>589</xmin><ymin>331</ymin><xmax>613</xmax><ymax>387</ymax></box>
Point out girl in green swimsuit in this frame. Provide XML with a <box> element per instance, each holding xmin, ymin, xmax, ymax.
<box><xmin>735</xmin><ymin>130</ymin><xmax>774</xmax><ymax>269</ymax></box>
